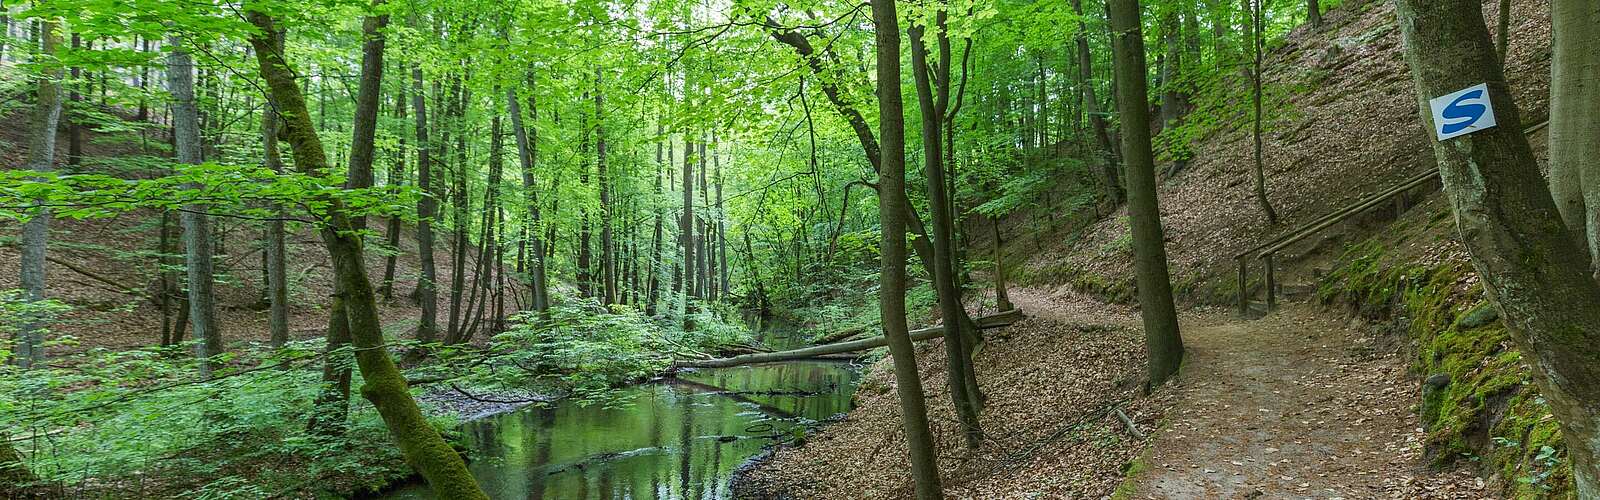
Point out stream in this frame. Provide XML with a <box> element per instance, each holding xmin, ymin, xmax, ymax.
<box><xmin>383</xmin><ymin>359</ymin><xmax>861</xmax><ymax>499</ymax></box>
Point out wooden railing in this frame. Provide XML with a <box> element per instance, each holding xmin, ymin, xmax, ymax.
<box><xmin>1235</xmin><ymin>119</ymin><xmax>1550</xmax><ymax>316</ymax></box>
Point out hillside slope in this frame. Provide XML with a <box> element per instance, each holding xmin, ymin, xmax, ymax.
<box><xmin>0</xmin><ymin>111</ymin><xmax>516</xmax><ymax>353</ymax></box>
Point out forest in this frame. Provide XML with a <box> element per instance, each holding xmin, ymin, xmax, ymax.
<box><xmin>1</xmin><ymin>0</ymin><xmax>1597</xmax><ymax>497</ymax></box>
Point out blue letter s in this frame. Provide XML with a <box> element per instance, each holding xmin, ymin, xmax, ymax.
<box><xmin>1441</xmin><ymin>90</ymin><xmax>1486</xmax><ymax>135</ymax></box>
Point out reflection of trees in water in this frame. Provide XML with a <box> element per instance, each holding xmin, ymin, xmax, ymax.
<box><xmin>431</xmin><ymin>362</ymin><xmax>856</xmax><ymax>499</ymax></box>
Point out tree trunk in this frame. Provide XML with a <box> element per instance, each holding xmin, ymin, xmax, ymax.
<box><xmin>1495</xmin><ymin>0</ymin><xmax>1511</xmax><ymax>62</ymax></box>
<box><xmin>1108</xmin><ymin>0</ymin><xmax>1185</xmax><ymax>390</ymax></box>
<box><xmin>310</xmin><ymin>6</ymin><xmax>385</xmax><ymax>433</ymax></box>
<box><xmin>1306</xmin><ymin>0</ymin><xmax>1320</xmax><ymax>28</ymax></box>
<box><xmin>908</xmin><ymin>14</ymin><xmax>984</xmax><ymax>450</ymax></box>
<box><xmin>445</xmin><ymin>77</ymin><xmax>470</xmax><ymax>342</ymax></box>
<box><xmin>380</xmin><ymin>85</ymin><xmax>407</xmax><ymax>300</ymax></box>
<box><xmin>577</xmin><ymin>96</ymin><xmax>594</xmax><ymax>300</ymax></box>
<box><xmin>508</xmin><ymin>81</ymin><xmax>550</xmax><ymax>314</ymax></box>
<box><xmin>993</xmin><ymin>217</ymin><xmax>1012</xmax><ymax>311</ymax></box>
<box><xmin>67</xmin><ymin>33</ymin><xmax>82</xmax><ymax>167</ymax></box>
<box><xmin>1549</xmin><ymin>0</ymin><xmax>1600</xmax><ymax>279</ymax></box>
<box><xmin>1250</xmin><ymin>0</ymin><xmax>1279</xmax><ymax>225</ymax></box>
<box><xmin>410</xmin><ymin>53</ymin><xmax>440</xmax><ymax>344</ymax></box>
<box><xmin>14</xmin><ymin>16</ymin><xmax>61</xmax><ymax>370</ymax></box>
<box><xmin>1072</xmin><ymin>0</ymin><xmax>1123</xmax><ymax>205</ymax></box>
<box><xmin>596</xmin><ymin>68</ymin><xmax>616</xmax><ymax>305</ymax></box>
<box><xmin>264</xmin><ymin>98</ymin><xmax>290</xmax><ymax>348</ymax></box>
<box><xmin>245</xmin><ymin>11</ymin><xmax>487</xmax><ymax>498</ymax></box>
<box><xmin>870</xmin><ymin>0</ymin><xmax>943</xmax><ymax>495</ymax></box>
<box><xmin>681</xmin><ymin>134</ymin><xmax>697</xmax><ymax>326</ymax></box>
<box><xmin>1393</xmin><ymin>0</ymin><xmax>1600</xmax><ymax>493</ymax></box>
<box><xmin>648</xmin><ymin>121</ymin><xmax>665</xmax><ymax>315</ymax></box>
<box><xmin>169</xmin><ymin>35</ymin><xmax>221</xmax><ymax>379</ymax></box>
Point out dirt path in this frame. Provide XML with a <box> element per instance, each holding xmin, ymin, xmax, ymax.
<box><xmin>1127</xmin><ymin>303</ymin><xmax>1488</xmax><ymax>499</ymax></box>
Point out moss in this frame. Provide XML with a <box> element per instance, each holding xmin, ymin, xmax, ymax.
<box><xmin>1110</xmin><ymin>441</ymin><xmax>1156</xmax><ymax>500</ymax></box>
<box><xmin>1318</xmin><ymin>238</ymin><xmax>1574</xmax><ymax>497</ymax></box>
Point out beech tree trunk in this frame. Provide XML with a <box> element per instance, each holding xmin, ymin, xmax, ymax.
<box><xmin>1072</xmin><ymin>0</ymin><xmax>1123</xmax><ymax>204</ymax></box>
<box><xmin>1250</xmin><ymin>0</ymin><xmax>1279</xmax><ymax>225</ymax></box>
<box><xmin>1548</xmin><ymin>0</ymin><xmax>1600</xmax><ymax>279</ymax></box>
<box><xmin>1108</xmin><ymin>0</ymin><xmax>1184</xmax><ymax>390</ymax></box>
<box><xmin>596</xmin><ymin>68</ymin><xmax>616</xmax><ymax>305</ymax></box>
<box><xmin>245</xmin><ymin>10</ymin><xmax>487</xmax><ymax>498</ymax></box>
<box><xmin>380</xmin><ymin>85</ymin><xmax>407</xmax><ymax>300</ymax></box>
<box><xmin>508</xmin><ymin>81</ymin><xmax>549</xmax><ymax>313</ymax></box>
<box><xmin>870</xmin><ymin>0</ymin><xmax>943</xmax><ymax>496</ymax></box>
<box><xmin>410</xmin><ymin>54</ymin><xmax>440</xmax><ymax>344</ymax></box>
<box><xmin>1393</xmin><ymin>0</ymin><xmax>1600</xmax><ymax>494</ymax></box>
<box><xmin>263</xmin><ymin>98</ymin><xmax>290</xmax><ymax>348</ymax></box>
<box><xmin>1306</xmin><ymin>0</ymin><xmax>1320</xmax><ymax>28</ymax></box>
<box><xmin>648</xmin><ymin>121</ymin><xmax>665</xmax><ymax>315</ymax></box>
<box><xmin>310</xmin><ymin>6</ymin><xmax>385</xmax><ymax>434</ymax></box>
<box><xmin>908</xmin><ymin>13</ymin><xmax>984</xmax><ymax>450</ymax></box>
<box><xmin>14</xmin><ymin>16</ymin><xmax>61</xmax><ymax>370</ymax></box>
<box><xmin>168</xmin><ymin>35</ymin><xmax>221</xmax><ymax>379</ymax></box>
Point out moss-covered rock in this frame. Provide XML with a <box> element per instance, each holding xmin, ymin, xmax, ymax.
<box><xmin>1319</xmin><ymin>240</ymin><xmax>1573</xmax><ymax>498</ymax></box>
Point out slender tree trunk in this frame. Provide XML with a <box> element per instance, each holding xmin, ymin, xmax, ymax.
<box><xmin>872</xmin><ymin>0</ymin><xmax>943</xmax><ymax>496</ymax></box>
<box><xmin>1548</xmin><ymin>0</ymin><xmax>1600</xmax><ymax>279</ymax></box>
<box><xmin>648</xmin><ymin>121</ymin><xmax>665</xmax><ymax>315</ymax></box>
<box><xmin>1306</xmin><ymin>0</ymin><xmax>1320</xmax><ymax>28</ymax></box>
<box><xmin>264</xmin><ymin>98</ymin><xmax>290</xmax><ymax>348</ymax></box>
<box><xmin>445</xmin><ymin>77</ymin><xmax>471</xmax><ymax>343</ymax></box>
<box><xmin>681</xmin><ymin>134</ymin><xmax>697</xmax><ymax>326</ymax></box>
<box><xmin>310</xmin><ymin>6</ymin><xmax>385</xmax><ymax>433</ymax></box>
<box><xmin>68</xmin><ymin>33</ymin><xmax>82</xmax><ymax>167</ymax></box>
<box><xmin>1495</xmin><ymin>0</ymin><xmax>1511</xmax><ymax>62</ymax></box>
<box><xmin>1072</xmin><ymin>0</ymin><xmax>1123</xmax><ymax>204</ymax></box>
<box><xmin>14</xmin><ymin>16</ymin><xmax>61</xmax><ymax>370</ymax></box>
<box><xmin>1393</xmin><ymin>0</ymin><xmax>1600</xmax><ymax>493</ymax></box>
<box><xmin>410</xmin><ymin>52</ymin><xmax>440</xmax><ymax>344</ymax></box>
<box><xmin>596</xmin><ymin>68</ymin><xmax>616</xmax><ymax>305</ymax></box>
<box><xmin>246</xmin><ymin>11</ymin><xmax>487</xmax><ymax>498</ymax></box>
<box><xmin>169</xmin><ymin>35</ymin><xmax>221</xmax><ymax>378</ymax></box>
<box><xmin>1109</xmin><ymin>0</ymin><xmax>1185</xmax><ymax>390</ymax></box>
<box><xmin>909</xmin><ymin>13</ymin><xmax>984</xmax><ymax>450</ymax></box>
<box><xmin>1250</xmin><ymin>0</ymin><xmax>1279</xmax><ymax>224</ymax></box>
<box><xmin>380</xmin><ymin>85</ymin><xmax>407</xmax><ymax>300</ymax></box>
<box><xmin>993</xmin><ymin>217</ymin><xmax>1012</xmax><ymax>311</ymax></box>
<box><xmin>508</xmin><ymin>80</ymin><xmax>549</xmax><ymax>313</ymax></box>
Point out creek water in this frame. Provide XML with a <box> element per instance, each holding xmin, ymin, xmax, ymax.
<box><xmin>383</xmin><ymin>359</ymin><xmax>860</xmax><ymax>499</ymax></box>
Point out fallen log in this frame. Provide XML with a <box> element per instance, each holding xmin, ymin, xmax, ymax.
<box><xmin>675</xmin><ymin>309</ymin><xmax>1025</xmax><ymax>369</ymax></box>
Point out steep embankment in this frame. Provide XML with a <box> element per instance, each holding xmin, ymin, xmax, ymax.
<box><xmin>750</xmin><ymin>0</ymin><xmax>1568</xmax><ymax>497</ymax></box>
<box><xmin>0</xmin><ymin>111</ymin><xmax>514</xmax><ymax>353</ymax></box>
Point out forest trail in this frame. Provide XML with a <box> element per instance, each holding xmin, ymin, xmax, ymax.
<box><xmin>1120</xmin><ymin>304</ymin><xmax>1489</xmax><ymax>499</ymax></box>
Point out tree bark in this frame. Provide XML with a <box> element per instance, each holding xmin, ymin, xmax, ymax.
<box><xmin>909</xmin><ymin>13</ymin><xmax>984</xmax><ymax>450</ymax></box>
<box><xmin>245</xmin><ymin>10</ymin><xmax>487</xmax><ymax>498</ymax></box>
<box><xmin>1108</xmin><ymin>0</ymin><xmax>1185</xmax><ymax>389</ymax></box>
<box><xmin>870</xmin><ymin>0</ymin><xmax>943</xmax><ymax>495</ymax></box>
<box><xmin>1250</xmin><ymin>0</ymin><xmax>1280</xmax><ymax>225</ymax></box>
<box><xmin>648</xmin><ymin>120</ymin><xmax>665</xmax><ymax>315</ymax></box>
<box><xmin>1306</xmin><ymin>0</ymin><xmax>1321</xmax><ymax>28</ymax></box>
<box><xmin>1393</xmin><ymin>0</ymin><xmax>1600</xmax><ymax>493</ymax></box>
<box><xmin>380</xmin><ymin>84</ymin><xmax>407</xmax><ymax>300</ymax></box>
<box><xmin>596</xmin><ymin>68</ymin><xmax>616</xmax><ymax>305</ymax></box>
<box><xmin>1548</xmin><ymin>0</ymin><xmax>1600</xmax><ymax>279</ymax></box>
<box><xmin>410</xmin><ymin>51</ymin><xmax>440</xmax><ymax>344</ymax></box>
<box><xmin>1072</xmin><ymin>0</ymin><xmax>1124</xmax><ymax>204</ymax></box>
<box><xmin>14</xmin><ymin>16</ymin><xmax>61</xmax><ymax>370</ymax></box>
<box><xmin>310</xmin><ymin>4</ymin><xmax>386</xmax><ymax>433</ymax></box>
<box><xmin>508</xmin><ymin>81</ymin><xmax>549</xmax><ymax>314</ymax></box>
<box><xmin>168</xmin><ymin>35</ymin><xmax>221</xmax><ymax>379</ymax></box>
<box><xmin>263</xmin><ymin>97</ymin><xmax>290</xmax><ymax>348</ymax></box>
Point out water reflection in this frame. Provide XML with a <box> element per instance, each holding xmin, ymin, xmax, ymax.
<box><xmin>386</xmin><ymin>361</ymin><xmax>858</xmax><ymax>499</ymax></box>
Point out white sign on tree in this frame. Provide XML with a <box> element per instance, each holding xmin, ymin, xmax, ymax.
<box><xmin>1427</xmin><ymin>83</ymin><xmax>1498</xmax><ymax>141</ymax></box>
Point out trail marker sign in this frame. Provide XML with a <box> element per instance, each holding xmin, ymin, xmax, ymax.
<box><xmin>1428</xmin><ymin>83</ymin><xmax>1498</xmax><ymax>141</ymax></box>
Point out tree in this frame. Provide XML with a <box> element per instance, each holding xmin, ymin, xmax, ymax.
<box><xmin>244</xmin><ymin>9</ymin><xmax>488</xmax><ymax>498</ymax></box>
<box><xmin>908</xmin><ymin>6</ymin><xmax>983</xmax><ymax>449</ymax></box>
<box><xmin>263</xmin><ymin>99</ymin><xmax>290</xmax><ymax>349</ymax></box>
<box><xmin>1305</xmin><ymin>0</ymin><xmax>1320</xmax><ymax>28</ymax></box>
<box><xmin>1392</xmin><ymin>0</ymin><xmax>1600</xmax><ymax>493</ymax></box>
<box><xmin>1071</xmin><ymin>0</ymin><xmax>1123</xmax><ymax>204</ymax></box>
<box><xmin>1249</xmin><ymin>0</ymin><xmax>1279</xmax><ymax>225</ymax></box>
<box><xmin>13</xmin><ymin>14</ymin><xmax>62</xmax><ymax>370</ymax></box>
<box><xmin>871</xmin><ymin>0</ymin><xmax>942</xmax><ymax>496</ymax></box>
<box><xmin>1107</xmin><ymin>0</ymin><xmax>1183</xmax><ymax>389</ymax></box>
<box><xmin>409</xmin><ymin>27</ymin><xmax>441</xmax><ymax>345</ymax></box>
<box><xmin>508</xmin><ymin>78</ymin><xmax>549</xmax><ymax>314</ymax></box>
<box><xmin>1548</xmin><ymin>0</ymin><xmax>1600</xmax><ymax>280</ymax></box>
<box><xmin>168</xmin><ymin>35</ymin><xmax>221</xmax><ymax>378</ymax></box>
